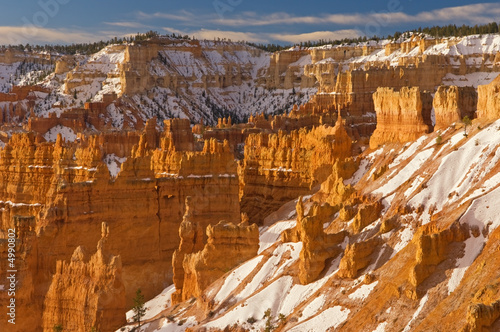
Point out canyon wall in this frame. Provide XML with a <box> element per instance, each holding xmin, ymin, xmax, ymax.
<box><xmin>370</xmin><ymin>87</ymin><xmax>433</xmax><ymax>148</ymax></box>
<box><xmin>477</xmin><ymin>75</ymin><xmax>500</xmax><ymax>121</ymax></box>
<box><xmin>41</xmin><ymin>223</ymin><xmax>126</xmax><ymax>332</ymax></box>
<box><xmin>0</xmin><ymin>123</ymin><xmax>240</xmax><ymax>331</ymax></box>
<box><xmin>434</xmin><ymin>85</ymin><xmax>477</xmax><ymax>129</ymax></box>
<box><xmin>240</xmin><ymin>115</ymin><xmax>352</xmax><ymax>224</ymax></box>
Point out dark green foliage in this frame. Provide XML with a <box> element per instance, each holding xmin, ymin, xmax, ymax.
<box><xmin>132</xmin><ymin>289</ymin><xmax>146</xmax><ymax>327</ymax></box>
<box><xmin>247</xmin><ymin>317</ymin><xmax>257</xmax><ymax>324</ymax></box>
<box><xmin>462</xmin><ymin>116</ymin><xmax>472</xmax><ymax>137</ymax></box>
<box><xmin>436</xmin><ymin>134</ymin><xmax>442</xmax><ymax>145</ymax></box>
<box><xmin>412</xmin><ymin>22</ymin><xmax>499</xmax><ymax>38</ymax></box>
<box><xmin>263</xmin><ymin>308</ymin><xmax>274</xmax><ymax>332</ymax></box>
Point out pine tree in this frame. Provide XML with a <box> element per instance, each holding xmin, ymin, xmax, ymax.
<box><xmin>462</xmin><ymin>116</ymin><xmax>472</xmax><ymax>137</ymax></box>
<box><xmin>132</xmin><ymin>289</ymin><xmax>147</xmax><ymax>328</ymax></box>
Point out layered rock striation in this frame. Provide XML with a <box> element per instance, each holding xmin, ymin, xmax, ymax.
<box><xmin>370</xmin><ymin>87</ymin><xmax>433</xmax><ymax>148</ymax></box>
<box><xmin>240</xmin><ymin>115</ymin><xmax>352</xmax><ymax>224</ymax></box>
<box><xmin>41</xmin><ymin>223</ymin><xmax>126</xmax><ymax>332</ymax></box>
<box><xmin>477</xmin><ymin>74</ymin><xmax>500</xmax><ymax>121</ymax></box>
<box><xmin>434</xmin><ymin>85</ymin><xmax>477</xmax><ymax>129</ymax></box>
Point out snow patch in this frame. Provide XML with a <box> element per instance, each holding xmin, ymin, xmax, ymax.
<box><xmin>43</xmin><ymin>125</ymin><xmax>77</xmax><ymax>142</ymax></box>
<box><xmin>288</xmin><ymin>306</ymin><xmax>350</xmax><ymax>332</ymax></box>
<box><xmin>348</xmin><ymin>281</ymin><xmax>379</xmax><ymax>301</ymax></box>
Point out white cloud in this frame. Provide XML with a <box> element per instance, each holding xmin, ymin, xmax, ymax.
<box><xmin>0</xmin><ymin>26</ymin><xmax>116</xmax><ymax>45</ymax></box>
<box><xmin>137</xmin><ymin>10</ymin><xmax>195</xmax><ymax>22</ymax></box>
<box><xmin>104</xmin><ymin>21</ymin><xmax>149</xmax><ymax>29</ymax></box>
<box><xmin>163</xmin><ymin>27</ymin><xmax>363</xmax><ymax>44</ymax></box>
<box><xmin>208</xmin><ymin>3</ymin><xmax>500</xmax><ymax>27</ymax></box>
<box><xmin>269</xmin><ymin>29</ymin><xmax>362</xmax><ymax>44</ymax></box>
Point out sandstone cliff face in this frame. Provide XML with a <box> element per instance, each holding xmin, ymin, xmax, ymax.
<box><xmin>477</xmin><ymin>74</ymin><xmax>500</xmax><ymax>121</ymax></box>
<box><xmin>434</xmin><ymin>85</ymin><xmax>477</xmax><ymax>129</ymax></box>
<box><xmin>266</xmin><ymin>49</ymin><xmax>316</xmax><ymax>89</ymax></box>
<box><xmin>296</xmin><ymin>35</ymin><xmax>500</xmax><ymax>140</ymax></box>
<box><xmin>0</xmin><ymin>122</ymin><xmax>241</xmax><ymax>331</ymax></box>
<box><xmin>351</xmin><ymin>201</ymin><xmax>383</xmax><ymax>234</ymax></box>
<box><xmin>240</xmin><ymin>117</ymin><xmax>352</xmax><ymax>224</ymax></box>
<box><xmin>42</xmin><ymin>223</ymin><xmax>126</xmax><ymax>332</ymax></box>
<box><xmin>408</xmin><ymin>222</ymin><xmax>469</xmax><ymax>295</ymax></box>
<box><xmin>0</xmin><ymin>216</ymin><xmax>40</xmax><ymax>329</ymax></box>
<box><xmin>370</xmin><ymin>87</ymin><xmax>433</xmax><ymax>149</ymax></box>
<box><xmin>64</xmin><ymin>45</ymin><xmax>126</xmax><ymax>95</ymax></box>
<box><xmin>121</xmin><ymin>38</ymin><xmax>267</xmax><ymax>95</ymax></box>
<box><xmin>170</xmin><ymin>180</ymin><xmax>243</xmax><ymax>304</ymax></box>
<box><xmin>55</xmin><ymin>55</ymin><xmax>77</xmax><ymax>75</ymax></box>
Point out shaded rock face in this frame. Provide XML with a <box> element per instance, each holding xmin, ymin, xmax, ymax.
<box><xmin>461</xmin><ymin>301</ymin><xmax>500</xmax><ymax>332</ymax></box>
<box><xmin>370</xmin><ymin>87</ymin><xmax>433</xmax><ymax>149</ymax></box>
<box><xmin>352</xmin><ymin>201</ymin><xmax>384</xmax><ymax>234</ymax></box>
<box><xmin>434</xmin><ymin>85</ymin><xmax>478</xmax><ymax>129</ymax></box>
<box><xmin>282</xmin><ymin>198</ymin><xmax>346</xmax><ymax>284</ymax></box>
<box><xmin>477</xmin><ymin>75</ymin><xmax>500</xmax><ymax>121</ymax></box>
<box><xmin>266</xmin><ymin>50</ymin><xmax>316</xmax><ymax>89</ymax></box>
<box><xmin>177</xmin><ymin>216</ymin><xmax>259</xmax><ymax>302</ymax></box>
<box><xmin>42</xmin><ymin>223</ymin><xmax>126</xmax><ymax>332</ymax></box>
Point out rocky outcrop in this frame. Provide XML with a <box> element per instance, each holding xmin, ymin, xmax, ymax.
<box><xmin>121</xmin><ymin>38</ymin><xmax>267</xmax><ymax>95</ymax></box>
<box><xmin>171</xmin><ymin>195</ymin><xmax>250</xmax><ymax>303</ymax></box>
<box><xmin>64</xmin><ymin>45</ymin><xmax>126</xmax><ymax>95</ymax></box>
<box><xmin>338</xmin><ymin>237</ymin><xmax>380</xmax><ymax>279</ymax></box>
<box><xmin>461</xmin><ymin>301</ymin><xmax>500</xmax><ymax>332</ymax></box>
<box><xmin>408</xmin><ymin>222</ymin><xmax>469</xmax><ymax>296</ymax></box>
<box><xmin>352</xmin><ymin>201</ymin><xmax>384</xmax><ymax>234</ymax></box>
<box><xmin>477</xmin><ymin>75</ymin><xmax>500</xmax><ymax>121</ymax></box>
<box><xmin>316</xmin><ymin>159</ymin><xmax>358</xmax><ymax>208</ymax></box>
<box><xmin>0</xmin><ymin>216</ymin><xmax>40</xmax><ymax>330</ymax></box>
<box><xmin>240</xmin><ymin>117</ymin><xmax>352</xmax><ymax>224</ymax></box>
<box><xmin>55</xmin><ymin>55</ymin><xmax>77</xmax><ymax>75</ymax></box>
<box><xmin>42</xmin><ymin>223</ymin><xmax>126</xmax><ymax>332</ymax></box>
<box><xmin>370</xmin><ymin>87</ymin><xmax>433</xmax><ymax>149</ymax></box>
<box><xmin>181</xmin><ymin>219</ymin><xmax>259</xmax><ymax>301</ymax></box>
<box><xmin>434</xmin><ymin>85</ymin><xmax>477</xmax><ymax>129</ymax></box>
<box><xmin>282</xmin><ymin>199</ymin><xmax>346</xmax><ymax>284</ymax></box>
<box><xmin>163</xmin><ymin>118</ymin><xmax>194</xmax><ymax>151</ymax></box>
<box><xmin>266</xmin><ymin>49</ymin><xmax>315</xmax><ymax>89</ymax></box>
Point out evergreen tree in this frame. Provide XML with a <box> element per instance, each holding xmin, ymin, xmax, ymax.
<box><xmin>132</xmin><ymin>289</ymin><xmax>147</xmax><ymax>327</ymax></box>
<box><xmin>462</xmin><ymin>116</ymin><xmax>472</xmax><ymax>137</ymax></box>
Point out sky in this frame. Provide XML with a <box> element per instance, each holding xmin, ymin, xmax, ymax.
<box><xmin>0</xmin><ymin>0</ymin><xmax>499</xmax><ymax>45</ymax></box>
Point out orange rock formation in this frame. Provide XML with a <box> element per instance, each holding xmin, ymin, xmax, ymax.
<box><xmin>240</xmin><ymin>115</ymin><xmax>352</xmax><ymax>224</ymax></box>
<box><xmin>477</xmin><ymin>74</ymin><xmax>500</xmax><ymax>121</ymax></box>
<box><xmin>42</xmin><ymin>223</ymin><xmax>126</xmax><ymax>332</ymax></box>
<box><xmin>434</xmin><ymin>85</ymin><xmax>477</xmax><ymax>129</ymax></box>
<box><xmin>181</xmin><ymin>218</ymin><xmax>259</xmax><ymax>301</ymax></box>
<box><xmin>282</xmin><ymin>198</ymin><xmax>346</xmax><ymax>284</ymax></box>
<box><xmin>370</xmin><ymin>87</ymin><xmax>433</xmax><ymax>149</ymax></box>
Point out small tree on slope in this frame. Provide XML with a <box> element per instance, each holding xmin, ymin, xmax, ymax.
<box><xmin>463</xmin><ymin>115</ymin><xmax>472</xmax><ymax>137</ymax></box>
<box><xmin>132</xmin><ymin>289</ymin><xmax>147</xmax><ymax>328</ymax></box>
